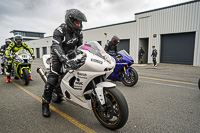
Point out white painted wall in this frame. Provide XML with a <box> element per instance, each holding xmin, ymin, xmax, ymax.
<box><xmin>26</xmin><ymin>36</ymin><xmax>52</xmax><ymax>58</ymax></box>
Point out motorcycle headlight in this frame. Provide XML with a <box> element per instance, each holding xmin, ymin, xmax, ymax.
<box><xmin>28</xmin><ymin>59</ymin><xmax>33</xmax><ymax>63</ymax></box>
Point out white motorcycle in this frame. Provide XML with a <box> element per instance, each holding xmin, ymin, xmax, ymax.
<box><xmin>37</xmin><ymin>41</ymin><xmax>129</xmax><ymax>130</ymax></box>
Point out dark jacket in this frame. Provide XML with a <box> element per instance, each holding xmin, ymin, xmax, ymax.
<box><xmin>139</xmin><ymin>49</ymin><xmax>145</xmax><ymax>57</ymax></box>
<box><xmin>51</xmin><ymin>23</ymin><xmax>83</xmax><ymax>62</ymax></box>
<box><xmin>0</xmin><ymin>44</ymin><xmax>9</xmax><ymax>54</ymax></box>
<box><xmin>151</xmin><ymin>49</ymin><xmax>157</xmax><ymax>57</ymax></box>
<box><xmin>104</xmin><ymin>41</ymin><xmax>117</xmax><ymax>55</ymax></box>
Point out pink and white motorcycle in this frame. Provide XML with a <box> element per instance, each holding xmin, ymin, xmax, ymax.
<box><xmin>37</xmin><ymin>41</ymin><xmax>129</xmax><ymax>130</ymax></box>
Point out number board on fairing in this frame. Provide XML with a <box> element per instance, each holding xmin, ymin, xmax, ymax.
<box><xmin>91</xmin><ymin>58</ymin><xmax>103</xmax><ymax>64</ymax></box>
<box><xmin>22</xmin><ymin>55</ymin><xmax>27</xmax><ymax>58</ymax></box>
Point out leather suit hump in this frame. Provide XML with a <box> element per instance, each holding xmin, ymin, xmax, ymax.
<box><xmin>108</xmin><ymin>41</ymin><xmax>117</xmax><ymax>52</ymax></box>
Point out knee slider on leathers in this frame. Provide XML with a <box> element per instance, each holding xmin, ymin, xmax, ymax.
<box><xmin>43</xmin><ymin>83</ymin><xmax>53</xmax><ymax>102</ymax></box>
<box><xmin>47</xmin><ymin>72</ymin><xmax>59</xmax><ymax>86</ymax></box>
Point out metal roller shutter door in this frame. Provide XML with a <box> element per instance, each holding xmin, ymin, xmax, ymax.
<box><xmin>161</xmin><ymin>32</ymin><xmax>195</xmax><ymax>65</ymax></box>
<box><xmin>117</xmin><ymin>39</ymin><xmax>130</xmax><ymax>54</ymax></box>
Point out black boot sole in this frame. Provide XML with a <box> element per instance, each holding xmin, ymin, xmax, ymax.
<box><xmin>43</xmin><ymin>113</ymin><xmax>51</xmax><ymax>117</ymax></box>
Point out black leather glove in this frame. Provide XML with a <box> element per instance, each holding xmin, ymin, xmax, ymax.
<box><xmin>59</xmin><ymin>55</ymin><xmax>67</xmax><ymax>63</ymax></box>
<box><xmin>67</xmin><ymin>60</ymin><xmax>79</xmax><ymax>70</ymax></box>
<box><xmin>67</xmin><ymin>50</ymin><xmax>76</xmax><ymax>60</ymax></box>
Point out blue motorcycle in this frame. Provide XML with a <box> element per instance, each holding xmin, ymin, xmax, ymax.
<box><xmin>107</xmin><ymin>50</ymin><xmax>138</xmax><ymax>87</ymax></box>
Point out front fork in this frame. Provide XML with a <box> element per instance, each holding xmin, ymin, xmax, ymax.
<box><xmin>124</xmin><ymin>65</ymin><xmax>131</xmax><ymax>77</ymax></box>
<box><xmin>91</xmin><ymin>77</ymin><xmax>116</xmax><ymax>106</ymax></box>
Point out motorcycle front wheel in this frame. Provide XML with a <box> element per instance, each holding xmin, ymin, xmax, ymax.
<box><xmin>92</xmin><ymin>87</ymin><xmax>129</xmax><ymax>130</ymax></box>
<box><xmin>23</xmin><ymin>68</ymin><xmax>30</xmax><ymax>85</ymax></box>
<box><xmin>121</xmin><ymin>68</ymin><xmax>138</xmax><ymax>87</ymax></box>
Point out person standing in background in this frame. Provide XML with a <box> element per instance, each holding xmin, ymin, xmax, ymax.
<box><xmin>138</xmin><ymin>47</ymin><xmax>145</xmax><ymax>64</ymax></box>
<box><xmin>151</xmin><ymin>46</ymin><xmax>157</xmax><ymax>66</ymax></box>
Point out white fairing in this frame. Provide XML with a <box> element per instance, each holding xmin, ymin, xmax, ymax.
<box><xmin>95</xmin><ymin>82</ymin><xmax>116</xmax><ymax>105</ymax></box>
<box><xmin>43</xmin><ymin>54</ymin><xmax>51</xmax><ymax>69</ymax></box>
<box><xmin>13</xmin><ymin>49</ymin><xmax>33</xmax><ymax>64</ymax></box>
<box><xmin>76</xmin><ymin>50</ymin><xmax>115</xmax><ymax>77</ymax></box>
<box><xmin>42</xmin><ymin>41</ymin><xmax>116</xmax><ymax>110</ymax></box>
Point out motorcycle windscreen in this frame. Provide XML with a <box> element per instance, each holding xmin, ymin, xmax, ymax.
<box><xmin>16</xmin><ymin>49</ymin><xmax>30</xmax><ymax>55</ymax></box>
<box><xmin>118</xmin><ymin>49</ymin><xmax>133</xmax><ymax>61</ymax></box>
<box><xmin>118</xmin><ymin>50</ymin><xmax>130</xmax><ymax>57</ymax></box>
<box><xmin>79</xmin><ymin>41</ymin><xmax>111</xmax><ymax>64</ymax></box>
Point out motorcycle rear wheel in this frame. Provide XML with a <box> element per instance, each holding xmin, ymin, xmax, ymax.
<box><xmin>23</xmin><ymin>68</ymin><xmax>30</xmax><ymax>85</ymax></box>
<box><xmin>52</xmin><ymin>91</ymin><xmax>63</xmax><ymax>103</ymax></box>
<box><xmin>121</xmin><ymin>68</ymin><xmax>138</xmax><ymax>87</ymax></box>
<box><xmin>92</xmin><ymin>87</ymin><xmax>129</xmax><ymax>130</ymax></box>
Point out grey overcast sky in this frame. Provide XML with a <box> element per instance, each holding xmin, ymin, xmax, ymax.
<box><xmin>0</xmin><ymin>0</ymin><xmax>191</xmax><ymax>46</ymax></box>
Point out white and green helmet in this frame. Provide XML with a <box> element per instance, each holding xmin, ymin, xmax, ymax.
<box><xmin>5</xmin><ymin>39</ymin><xmax>12</xmax><ymax>44</ymax></box>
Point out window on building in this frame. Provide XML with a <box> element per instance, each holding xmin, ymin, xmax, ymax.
<box><xmin>25</xmin><ymin>32</ymin><xmax>41</xmax><ymax>37</ymax></box>
<box><xmin>36</xmin><ymin>48</ymin><xmax>40</xmax><ymax>58</ymax></box>
<box><xmin>14</xmin><ymin>32</ymin><xmax>25</xmax><ymax>36</ymax></box>
<box><xmin>43</xmin><ymin>47</ymin><xmax>47</xmax><ymax>55</ymax></box>
<box><xmin>40</xmin><ymin>34</ymin><xmax>44</xmax><ymax>38</ymax></box>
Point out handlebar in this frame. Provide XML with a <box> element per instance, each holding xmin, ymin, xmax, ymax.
<box><xmin>63</xmin><ymin>50</ymin><xmax>86</xmax><ymax>72</ymax></box>
<box><xmin>114</xmin><ymin>54</ymin><xmax>123</xmax><ymax>61</ymax></box>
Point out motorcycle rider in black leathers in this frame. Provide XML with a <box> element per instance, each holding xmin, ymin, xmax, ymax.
<box><xmin>0</xmin><ymin>39</ymin><xmax>12</xmax><ymax>75</ymax></box>
<box><xmin>104</xmin><ymin>35</ymin><xmax>120</xmax><ymax>56</ymax></box>
<box><xmin>42</xmin><ymin>9</ymin><xmax>87</xmax><ymax>117</ymax></box>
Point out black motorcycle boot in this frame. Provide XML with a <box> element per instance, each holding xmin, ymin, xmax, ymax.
<box><xmin>42</xmin><ymin>99</ymin><xmax>50</xmax><ymax>117</ymax></box>
<box><xmin>42</xmin><ymin>84</ymin><xmax>53</xmax><ymax>117</ymax></box>
<box><xmin>14</xmin><ymin>76</ymin><xmax>19</xmax><ymax>80</ymax></box>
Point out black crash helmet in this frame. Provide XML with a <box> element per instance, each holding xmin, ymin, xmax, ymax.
<box><xmin>65</xmin><ymin>9</ymin><xmax>87</xmax><ymax>32</ymax></box>
<box><xmin>111</xmin><ymin>35</ymin><xmax>120</xmax><ymax>46</ymax></box>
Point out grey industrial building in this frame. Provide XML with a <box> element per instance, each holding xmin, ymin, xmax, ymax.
<box><xmin>26</xmin><ymin>0</ymin><xmax>200</xmax><ymax>66</ymax></box>
<box><xmin>9</xmin><ymin>30</ymin><xmax>45</xmax><ymax>42</ymax></box>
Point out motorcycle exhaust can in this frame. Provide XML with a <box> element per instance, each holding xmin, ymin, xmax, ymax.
<box><xmin>37</xmin><ymin>67</ymin><xmax>47</xmax><ymax>83</ymax></box>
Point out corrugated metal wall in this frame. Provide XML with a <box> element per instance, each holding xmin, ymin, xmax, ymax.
<box><xmin>135</xmin><ymin>1</ymin><xmax>200</xmax><ymax>66</ymax></box>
